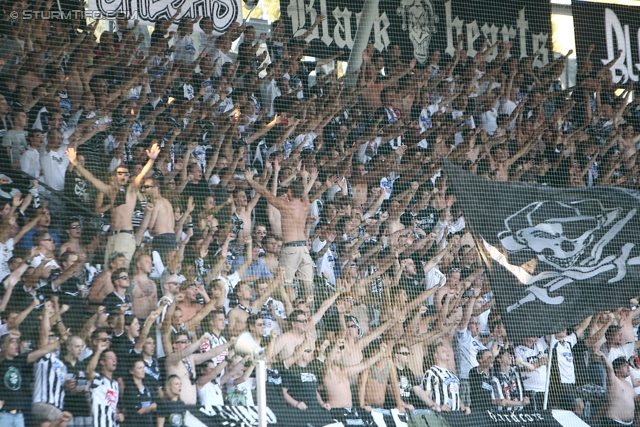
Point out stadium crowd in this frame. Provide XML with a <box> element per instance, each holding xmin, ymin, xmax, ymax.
<box><xmin>0</xmin><ymin>2</ymin><xmax>640</xmax><ymax>427</ymax></box>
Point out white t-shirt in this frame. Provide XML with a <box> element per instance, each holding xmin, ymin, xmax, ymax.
<box><xmin>173</xmin><ymin>35</ymin><xmax>196</xmax><ymax>63</ymax></box>
<box><xmin>455</xmin><ymin>328</ymin><xmax>487</xmax><ymax>379</ymax></box>
<box><xmin>515</xmin><ymin>338</ymin><xmax>549</xmax><ymax>392</ymax></box>
<box><xmin>0</xmin><ymin>237</ymin><xmax>14</xmax><ymax>281</ymax></box>
<box><xmin>40</xmin><ymin>144</ymin><xmax>69</xmax><ymax>191</ymax></box>
<box><xmin>553</xmin><ymin>333</ymin><xmax>577</xmax><ymax>384</ymax></box>
<box><xmin>311</xmin><ymin>238</ymin><xmax>336</xmax><ymax>285</ymax></box>
<box><xmin>199</xmin><ymin>380</ymin><xmax>225</xmax><ymax>407</ymax></box>
<box><xmin>21</xmin><ymin>147</ymin><xmax>41</xmax><ymax>179</ymax></box>
<box><xmin>30</xmin><ymin>253</ymin><xmax>60</xmax><ymax>289</ymax></box>
<box><xmin>601</xmin><ymin>342</ymin><xmax>635</xmax><ymax>364</ymax></box>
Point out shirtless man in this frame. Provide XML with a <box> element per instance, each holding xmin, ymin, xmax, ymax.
<box><xmin>359</xmin><ymin>342</ymin><xmax>403</xmax><ymax>413</ymax></box>
<box><xmin>88</xmin><ymin>252</ymin><xmax>126</xmax><ymax>312</ymax></box>
<box><xmin>338</xmin><ymin>309</ymin><xmax>397</xmax><ymax>384</ymax></box>
<box><xmin>141</xmin><ymin>175</ymin><xmax>177</xmax><ymax>256</ymax></box>
<box><xmin>266</xmin><ymin>158</ymin><xmax>285</xmax><ymax>237</ymax></box>
<box><xmin>227</xmin><ymin>278</ymin><xmax>277</xmax><ymax>337</ymax></box>
<box><xmin>262</xmin><ymin>234</ymin><xmax>282</xmax><ymax>276</ymax></box>
<box><xmin>165</xmin><ymin>331</ymin><xmax>235</xmax><ymax>405</ymax></box>
<box><xmin>245</xmin><ymin>170</ymin><xmax>314</xmax><ymax>296</ymax></box>
<box><xmin>58</xmin><ymin>219</ymin><xmax>95</xmax><ymax>258</ymax></box>
<box><xmin>593</xmin><ymin>350</ymin><xmax>635</xmax><ymax>427</ymax></box>
<box><xmin>324</xmin><ymin>340</ymin><xmax>388</xmax><ymax>422</ymax></box>
<box><xmin>176</xmin><ymin>282</ymin><xmax>206</xmax><ymax>325</ymax></box>
<box><xmin>271</xmin><ymin>288</ymin><xmax>341</xmax><ymax>360</ymax></box>
<box><xmin>386</xmin><ymin>182</ymin><xmax>419</xmax><ymax>235</ymax></box>
<box><xmin>67</xmin><ymin>143</ymin><xmax>160</xmax><ymax>268</ymax></box>
<box><xmin>130</xmin><ymin>253</ymin><xmax>158</xmax><ymax>318</ymax></box>
<box><xmin>233</xmin><ymin>188</ymin><xmax>261</xmax><ymax>242</ymax></box>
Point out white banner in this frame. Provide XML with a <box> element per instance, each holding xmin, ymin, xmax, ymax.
<box><xmin>87</xmin><ymin>0</ymin><xmax>244</xmax><ymax>33</ymax></box>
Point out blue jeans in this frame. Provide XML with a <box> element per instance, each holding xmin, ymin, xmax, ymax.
<box><xmin>0</xmin><ymin>412</ymin><xmax>25</xmax><ymax>427</ymax></box>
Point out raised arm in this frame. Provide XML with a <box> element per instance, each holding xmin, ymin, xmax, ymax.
<box><xmin>131</xmin><ymin>142</ymin><xmax>160</xmax><ymax>190</ymax></box>
<box><xmin>245</xmin><ymin>169</ymin><xmax>287</xmax><ymax>210</ymax></box>
<box><xmin>66</xmin><ymin>148</ymin><xmax>112</xmax><ymax>194</ymax></box>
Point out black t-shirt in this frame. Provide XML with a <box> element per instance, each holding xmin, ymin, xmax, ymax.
<box><xmin>0</xmin><ymin>353</ymin><xmax>29</xmax><ymax>411</ymax></box>
<box><xmin>390</xmin><ymin>365</ymin><xmax>423</xmax><ymax>409</ymax></box>
<box><xmin>415</xmin><ymin>207</ymin><xmax>439</xmax><ymax>234</ymax></box>
<box><xmin>102</xmin><ymin>292</ymin><xmax>132</xmax><ymax>315</ymax></box>
<box><xmin>111</xmin><ymin>334</ymin><xmax>139</xmax><ymax>378</ymax></box>
<box><xmin>143</xmin><ymin>356</ymin><xmax>162</xmax><ymax>395</ymax></box>
<box><xmin>62</xmin><ymin>358</ymin><xmax>91</xmax><ymax>416</ymax></box>
<box><xmin>123</xmin><ymin>380</ymin><xmax>155</xmax><ymax>427</ymax></box>
<box><xmin>59</xmin><ymin>277</ymin><xmax>87</xmax><ymax>330</ymax></box>
<box><xmin>156</xmin><ymin>399</ymin><xmax>187</xmax><ymax>426</ymax></box>
<box><xmin>469</xmin><ymin>368</ymin><xmax>494</xmax><ymax>411</ymax></box>
<box><xmin>265</xmin><ymin>364</ymin><xmax>288</xmax><ymax>410</ymax></box>
<box><xmin>182</xmin><ymin>180</ymin><xmax>210</xmax><ymax>215</ymax></box>
<box><xmin>281</xmin><ymin>363</ymin><xmax>321</xmax><ymax>408</ymax></box>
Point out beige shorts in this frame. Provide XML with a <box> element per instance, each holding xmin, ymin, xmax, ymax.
<box><xmin>32</xmin><ymin>402</ymin><xmax>63</xmax><ymax>423</ymax></box>
<box><xmin>279</xmin><ymin>244</ymin><xmax>314</xmax><ymax>284</ymax></box>
<box><xmin>104</xmin><ymin>231</ymin><xmax>136</xmax><ymax>268</ymax></box>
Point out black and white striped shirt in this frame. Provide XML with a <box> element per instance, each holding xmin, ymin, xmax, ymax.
<box><xmin>422</xmin><ymin>365</ymin><xmax>462</xmax><ymax>411</ymax></box>
<box><xmin>91</xmin><ymin>373</ymin><xmax>119</xmax><ymax>427</ymax></box>
<box><xmin>33</xmin><ymin>353</ymin><xmax>67</xmax><ymax>408</ymax></box>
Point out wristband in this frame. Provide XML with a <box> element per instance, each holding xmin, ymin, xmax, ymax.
<box><xmin>187</xmin><ymin>223</ymin><xmax>194</xmax><ymax>228</ymax></box>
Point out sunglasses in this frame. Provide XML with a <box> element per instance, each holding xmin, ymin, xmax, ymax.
<box><xmin>142</xmin><ymin>185</ymin><xmax>156</xmax><ymax>189</ymax></box>
<box><xmin>118</xmin><ymin>276</ymin><xmax>130</xmax><ymax>281</ymax></box>
<box><xmin>175</xmin><ymin>340</ymin><xmax>189</xmax><ymax>344</ymax></box>
<box><xmin>69</xmin><ymin>225</ymin><xmax>82</xmax><ymax>229</ymax></box>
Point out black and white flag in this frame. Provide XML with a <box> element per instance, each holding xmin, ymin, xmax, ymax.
<box><xmin>443</xmin><ymin>161</ymin><xmax>640</xmax><ymax>336</ymax></box>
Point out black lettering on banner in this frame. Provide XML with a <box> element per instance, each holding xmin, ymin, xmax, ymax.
<box><xmin>88</xmin><ymin>0</ymin><xmax>241</xmax><ymax>33</ymax></box>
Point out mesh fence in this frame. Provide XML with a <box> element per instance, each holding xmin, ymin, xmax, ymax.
<box><xmin>0</xmin><ymin>0</ymin><xmax>637</xmax><ymax>426</ymax></box>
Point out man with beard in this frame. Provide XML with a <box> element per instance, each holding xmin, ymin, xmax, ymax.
<box><xmin>66</xmin><ymin>143</ymin><xmax>160</xmax><ymax>268</ymax></box>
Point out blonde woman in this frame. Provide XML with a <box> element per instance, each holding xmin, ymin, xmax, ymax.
<box><xmin>157</xmin><ymin>375</ymin><xmax>187</xmax><ymax>427</ymax></box>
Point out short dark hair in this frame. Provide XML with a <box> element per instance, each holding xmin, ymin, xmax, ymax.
<box><xmin>612</xmin><ymin>356</ymin><xmax>629</xmax><ymax>372</ymax></box>
<box><xmin>247</xmin><ymin>314</ymin><xmax>263</xmax><ymax>328</ymax></box>
<box><xmin>288</xmin><ymin>309</ymin><xmax>306</xmax><ymax>323</ymax></box>
<box><xmin>99</xmin><ymin>349</ymin><xmax>117</xmax><ymax>364</ymax></box>
<box><xmin>33</xmin><ymin>230</ymin><xmax>51</xmax><ymax>247</ymax></box>
<box><xmin>171</xmin><ymin>331</ymin><xmax>189</xmax><ymax>344</ymax></box>
<box><xmin>111</xmin><ymin>268</ymin><xmax>128</xmax><ymax>284</ymax></box>
<box><xmin>289</xmin><ymin>179</ymin><xmax>304</xmax><ymax>199</ymax></box>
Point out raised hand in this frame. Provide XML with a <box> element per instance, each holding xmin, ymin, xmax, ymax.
<box><xmin>146</xmin><ymin>142</ymin><xmax>160</xmax><ymax>160</ymax></box>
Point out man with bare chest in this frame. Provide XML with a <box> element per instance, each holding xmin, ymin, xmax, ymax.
<box><xmin>233</xmin><ymin>188</ymin><xmax>261</xmax><ymax>242</ymax></box>
<box><xmin>130</xmin><ymin>253</ymin><xmax>158</xmax><ymax>318</ymax></box>
<box><xmin>165</xmin><ymin>331</ymin><xmax>234</xmax><ymax>405</ymax></box>
<box><xmin>245</xmin><ymin>172</ymin><xmax>314</xmax><ymax>297</ymax></box>
<box><xmin>67</xmin><ymin>143</ymin><xmax>160</xmax><ymax>268</ymax></box>
<box><xmin>323</xmin><ymin>340</ymin><xmax>388</xmax><ymax>424</ymax></box>
<box><xmin>594</xmin><ymin>351</ymin><xmax>635</xmax><ymax>427</ymax></box>
<box><xmin>262</xmin><ymin>234</ymin><xmax>282</xmax><ymax>276</ymax></box>
<box><xmin>142</xmin><ymin>176</ymin><xmax>178</xmax><ymax>256</ymax></box>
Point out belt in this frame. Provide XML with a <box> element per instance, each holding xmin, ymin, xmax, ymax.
<box><xmin>111</xmin><ymin>229</ymin><xmax>134</xmax><ymax>235</ymax></box>
<box><xmin>283</xmin><ymin>240</ymin><xmax>307</xmax><ymax>247</ymax></box>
